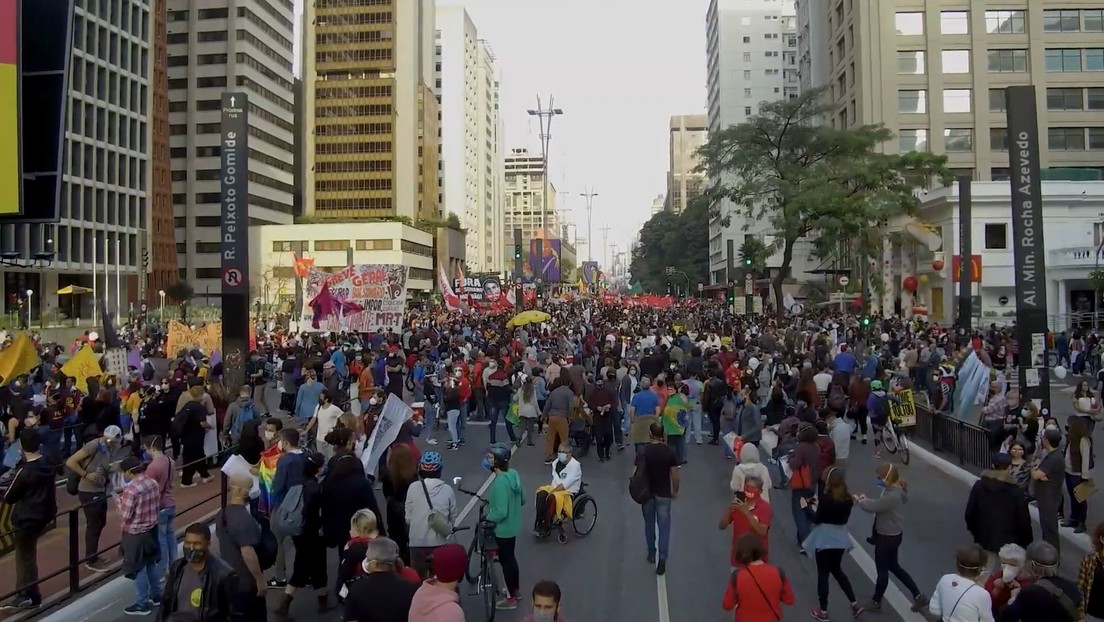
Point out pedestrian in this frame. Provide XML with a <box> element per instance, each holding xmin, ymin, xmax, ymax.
<box><xmin>342</xmin><ymin>537</ymin><xmax>418</xmax><ymax>622</ymax></box>
<box><xmin>216</xmin><ymin>475</ymin><xmax>269</xmax><ymax>620</ymax></box>
<box><xmin>521</xmin><ymin>579</ymin><xmax>571</xmax><ymax>622</ymax></box>
<box><xmin>408</xmin><ymin>543</ymin><xmax>466</xmax><ymax>622</ymax></box>
<box><xmin>628</xmin><ymin>377</ymin><xmax>661</xmax><ymax>454</ymax></box>
<box><xmin>981</xmin><ymin>544</ymin><xmax>1031</xmax><ymax>617</ymax></box>
<box><xmin>405</xmin><ymin>451</ymin><xmax>458</xmax><ymax>579</ymax></box>
<box><xmin>175</xmin><ymin>387</ymin><xmax>213</xmax><ymax>488</ymax></box>
<box><xmin>543</xmin><ymin>370</ymin><xmax>576</xmax><ymax>463</ymax></box>
<box><xmin>268</xmin><ymin>427</ymin><xmax>306</xmax><ymax>589</ymax></box>
<box><xmin>305</xmin><ymin>390</ymin><xmax>343</xmax><ymax>462</ymax></box>
<box><xmin>484</xmin><ymin>442</ymin><xmax>524</xmax><ymax>609</ymax></box>
<box><xmin>788</xmin><ymin>423</ymin><xmax>822</xmax><ymax>547</ymax></box>
<box><xmin>722</xmin><ymin>533</ymin><xmax>794</xmax><ymax>622</ymax></box>
<box><xmin>929</xmin><ymin>544</ymin><xmax>993</xmax><ymax>622</ymax></box>
<box><xmin>442</xmin><ymin>369</ymin><xmax>464</xmax><ymax>451</ymax></box>
<box><xmin>661</xmin><ymin>382</ymin><xmax>690</xmax><ymax>465</ymax></box>
<box><xmin>802</xmin><ymin>467</ymin><xmax>862</xmax><ymax>621</ymax></box>
<box><xmin>587</xmin><ymin>372</ymin><xmax>617</xmax><ymax>461</ymax></box>
<box><xmin>964</xmin><ymin>453</ymin><xmax>1033</xmax><ymax>562</ymax></box>
<box><xmin>142</xmin><ymin>435</ymin><xmax>177</xmax><ymax>583</ymax></box>
<box><xmin>1063</xmin><ymin>415</ymin><xmax>1094</xmax><ymax>533</ymax></box>
<box><xmin>720</xmin><ymin>476</ymin><xmax>771</xmax><ymax>566</ymax></box>
<box><xmin>729</xmin><ymin>444</ymin><xmax>773</xmax><ymax>503</ymax></box>
<box><xmin>0</xmin><ymin>428</ymin><xmax>56</xmax><ymax>610</ymax></box>
<box><xmin>64</xmin><ymin>423</ymin><xmax>123</xmax><ymax>572</ymax></box>
<box><xmin>383</xmin><ymin>443</ymin><xmax>417</xmax><ymax>564</ymax></box>
<box><xmin>997</xmin><ymin>541</ymin><xmax>1080</xmax><ymax>622</ymax></box>
<box><xmin>516</xmin><ymin>377</ymin><xmax>542</xmax><ymax>448</ymax></box>
<box><xmin>1077</xmin><ymin>522</ymin><xmax>1104</xmax><ymax>622</ymax></box>
<box><xmin>276</xmin><ymin>452</ymin><xmax>330</xmax><ymax>617</ymax></box>
<box><xmin>1031</xmin><ymin>428</ymin><xmax>1065</xmax><ymax>551</ymax></box>
<box><xmin>855</xmin><ymin>463</ymin><xmax>927</xmax><ymax>613</ymax></box>
<box><xmin>117</xmin><ymin>455</ymin><xmax>164</xmax><ymax>615</ymax></box>
<box><xmin>634</xmin><ymin>421</ymin><xmax>679</xmax><ymax>575</ymax></box>
<box><xmin>823</xmin><ymin>408</ymin><xmax>853</xmax><ymax>471</ymax></box>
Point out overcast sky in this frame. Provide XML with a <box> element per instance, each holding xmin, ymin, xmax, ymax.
<box><xmin>295</xmin><ymin>0</ymin><xmax>709</xmax><ymax>268</ymax></box>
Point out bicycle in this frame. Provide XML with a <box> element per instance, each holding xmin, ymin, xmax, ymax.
<box><xmin>882</xmin><ymin>413</ymin><xmax>911</xmax><ymax>465</ymax></box>
<box><xmin>453</xmin><ymin>476</ymin><xmax>507</xmax><ymax>622</ymax></box>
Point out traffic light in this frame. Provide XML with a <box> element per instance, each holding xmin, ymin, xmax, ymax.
<box><xmin>727</xmin><ymin>288</ymin><xmax>735</xmax><ymax>304</ymax></box>
<box><xmin>514</xmin><ymin>243</ymin><xmax>522</xmax><ymax>260</ymax></box>
<box><xmin>861</xmin><ymin>316</ymin><xmax>871</xmax><ymax>327</ymax></box>
<box><xmin>536</xmin><ymin>287</ymin><xmax>544</xmax><ymax>299</ymax></box>
<box><xmin>743</xmin><ymin>255</ymin><xmax>753</xmax><ymax>267</ymax></box>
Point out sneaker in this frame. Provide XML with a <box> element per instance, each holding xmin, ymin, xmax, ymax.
<box><xmin>200</xmin><ymin>476</ymin><xmax>215</xmax><ymax>485</ymax></box>
<box><xmin>267</xmin><ymin>578</ymin><xmax>288</xmax><ymax>589</ymax></box>
<box><xmin>811</xmin><ymin>607</ymin><xmax>830</xmax><ymax>622</ymax></box>
<box><xmin>911</xmin><ymin>594</ymin><xmax>928</xmax><ymax>612</ymax></box>
<box><xmin>1076</xmin><ymin>523</ymin><xmax>1088</xmax><ymax>534</ymax></box>
<box><xmin>656</xmin><ymin>560</ymin><xmax>666</xmax><ymax>575</ymax></box>
<box><xmin>85</xmin><ymin>560</ymin><xmax>112</xmax><ymax>573</ymax></box>
<box><xmin>647</xmin><ymin>553</ymin><xmax>656</xmax><ymax>564</ymax></box>
<box><xmin>865</xmin><ymin>600</ymin><xmax>882</xmax><ymax>612</ymax></box>
<box><xmin>495</xmin><ymin>597</ymin><xmax>518</xmax><ymax>610</ymax></box>
<box><xmin>427</xmin><ymin>438</ymin><xmax>439</xmax><ymax>445</ymax></box>
<box><xmin>0</xmin><ymin>597</ymin><xmax>36</xmax><ymax>610</ymax></box>
<box><xmin>151</xmin><ymin>597</ymin><xmax>162</xmax><ymax>607</ymax></box>
<box><xmin>123</xmin><ymin>604</ymin><xmax>152</xmax><ymax>616</ymax></box>
<box><xmin>179</xmin><ymin>482</ymin><xmax>197</xmax><ymax>489</ymax></box>
<box><xmin>850</xmin><ymin>602</ymin><xmax>864</xmax><ymax>618</ymax></box>
<box><xmin>447</xmin><ymin>443</ymin><xmax>460</xmax><ymax>452</ymax></box>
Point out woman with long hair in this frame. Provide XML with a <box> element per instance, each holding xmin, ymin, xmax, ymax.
<box><xmin>802</xmin><ymin>467</ymin><xmax>862</xmax><ymax>621</ymax></box>
<box><xmin>848</xmin><ymin>376</ymin><xmax>871</xmax><ymax>444</ymax></box>
<box><xmin>383</xmin><ymin>443</ymin><xmax>417</xmax><ymax>563</ymax></box>
<box><xmin>516</xmin><ymin>377</ymin><xmax>542</xmax><ymax>447</ymax></box>
<box><xmin>1064</xmin><ymin>415</ymin><xmax>1094</xmax><ymax>533</ymax></box>
<box><xmin>1073</xmin><ymin>380</ymin><xmax>1102</xmax><ymax>432</ymax></box>
<box><xmin>857</xmin><ymin>463</ymin><xmax>927</xmax><ymax>613</ymax></box>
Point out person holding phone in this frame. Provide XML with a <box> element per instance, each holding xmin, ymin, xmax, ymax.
<box><xmin>719</xmin><ymin>476</ymin><xmax>772</xmax><ymax>570</ymax></box>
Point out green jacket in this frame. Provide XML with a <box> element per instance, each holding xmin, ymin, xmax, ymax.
<box><xmin>485</xmin><ymin>468</ymin><xmax>525</xmax><ymax>538</ymax></box>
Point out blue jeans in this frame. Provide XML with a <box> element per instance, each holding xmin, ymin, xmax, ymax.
<box><xmin>446</xmin><ymin>409</ymin><xmax>461</xmax><ymax>444</ymax></box>
<box><xmin>133</xmin><ymin>558</ymin><xmax>162</xmax><ymax>607</ymax></box>
<box><xmin>488</xmin><ymin>399</ymin><xmax>517</xmax><ymax>444</ymax></box>
<box><xmin>458</xmin><ymin>403</ymin><xmax>468</xmax><ymax>440</ymax></box>
<box><xmin>687</xmin><ymin>401</ymin><xmax>703</xmax><ymax>444</ymax></box>
<box><xmin>667</xmin><ymin>434</ymin><xmax>686</xmax><ymax>464</ymax></box>
<box><xmin>156</xmin><ymin>507</ymin><xmax>176</xmax><ymax>579</ymax></box>
<box><xmin>791</xmin><ymin>489</ymin><xmax>815</xmax><ymax>546</ymax></box>
<box><xmin>424</xmin><ymin>402</ymin><xmax>437</xmax><ymax>435</ymax></box>
<box><xmin>642</xmin><ymin>496</ymin><xmax>673</xmax><ymax>562</ymax></box>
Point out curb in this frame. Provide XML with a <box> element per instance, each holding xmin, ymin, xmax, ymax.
<box><xmin>908</xmin><ymin>442</ymin><xmax>1093</xmax><ymax>554</ymax></box>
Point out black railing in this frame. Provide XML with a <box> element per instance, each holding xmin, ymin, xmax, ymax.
<box><xmin>912</xmin><ymin>405</ymin><xmax>991</xmax><ymax>471</ymax></box>
<box><xmin>0</xmin><ymin>449</ymin><xmax>232</xmax><ymax>611</ymax></box>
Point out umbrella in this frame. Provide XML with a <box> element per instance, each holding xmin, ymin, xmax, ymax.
<box><xmin>507</xmin><ymin>310</ymin><xmax>550</xmax><ymax>328</ymax></box>
<box><xmin>57</xmin><ymin>285</ymin><xmax>94</xmax><ymax>323</ymax></box>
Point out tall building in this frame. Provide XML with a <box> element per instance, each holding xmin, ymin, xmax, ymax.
<box><xmin>705</xmin><ymin>0</ymin><xmax>800</xmax><ymax>284</ymax></box>
<box><xmin>666</xmin><ymin>114</ymin><xmax>707</xmax><ymax>214</ymax></box>
<box><xmin>166</xmin><ymin>0</ymin><xmax>296</xmax><ymax>297</ymax></box>
<box><xmin>803</xmin><ymin>1</ymin><xmax>1104</xmax><ymax>180</ymax></box>
<box><xmin>650</xmin><ymin>195</ymin><xmax>665</xmax><ymax>216</ymax></box>
<box><xmin>1</xmin><ymin>0</ymin><xmax>161</xmax><ymax>320</ymax></box>
<box><xmin>303</xmin><ymin>0</ymin><xmax>439</xmax><ymax>222</ymax></box>
<box><xmin>435</xmin><ymin>6</ymin><xmax>504</xmax><ymax>273</ymax></box>
<box><xmin>149</xmin><ymin>0</ymin><xmax>178</xmax><ymax>300</ymax></box>
<box><xmin>504</xmin><ymin>147</ymin><xmax>562</xmax><ymax>242</ymax></box>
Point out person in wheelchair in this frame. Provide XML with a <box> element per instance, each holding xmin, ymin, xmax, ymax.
<box><xmin>533</xmin><ymin>443</ymin><xmax>582</xmax><ymax>537</ymax></box>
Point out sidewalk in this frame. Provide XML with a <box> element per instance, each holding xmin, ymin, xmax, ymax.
<box><xmin>0</xmin><ymin>475</ymin><xmax>223</xmax><ymax>619</ymax></box>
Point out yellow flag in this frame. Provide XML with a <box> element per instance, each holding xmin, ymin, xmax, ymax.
<box><xmin>61</xmin><ymin>345</ymin><xmax>103</xmax><ymax>394</ymax></box>
<box><xmin>0</xmin><ymin>334</ymin><xmax>41</xmax><ymax>383</ymax></box>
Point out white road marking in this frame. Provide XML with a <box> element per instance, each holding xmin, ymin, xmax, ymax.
<box><xmin>455</xmin><ymin>432</ymin><xmax>526</xmax><ymax>524</ymax></box>
<box><xmin>846</xmin><ymin>535</ymin><xmax>927</xmax><ymax>622</ymax></box>
<box><xmin>656</xmin><ymin>574</ymin><xmax>671</xmax><ymax>622</ymax></box>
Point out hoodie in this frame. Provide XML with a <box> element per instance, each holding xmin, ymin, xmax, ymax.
<box><xmin>485</xmin><ymin>468</ymin><xmax>525</xmax><ymax>539</ymax></box>
<box><xmin>964</xmin><ymin>468</ymin><xmax>1033</xmax><ymax>551</ymax></box>
<box><xmin>405</xmin><ymin>477</ymin><xmax>459</xmax><ymax>547</ymax></box>
<box><xmin>3</xmin><ymin>455</ymin><xmax>57</xmax><ymax>529</ymax></box>
<box><xmin>408</xmin><ymin>579</ymin><xmax>465</xmax><ymax>622</ymax></box>
<box><xmin>730</xmin><ymin>444</ymin><xmax>773</xmax><ymax>502</ymax></box>
<box><xmin>223</xmin><ymin>396</ymin><xmax>256</xmax><ymax>443</ymax></box>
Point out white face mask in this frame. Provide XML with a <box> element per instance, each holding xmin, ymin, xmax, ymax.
<box><xmin>1045</xmin><ymin>424</ymin><xmax>1059</xmax><ymax>432</ymax></box>
<box><xmin>369</xmin><ymin>397</ymin><xmax>379</xmax><ymax>406</ymax></box>
<box><xmin>264</xmin><ymin>431</ymin><xmax>275</xmax><ymax>441</ymax></box>
<box><xmin>1001</xmin><ymin>564</ymin><xmax>1017</xmax><ymax>583</ymax></box>
<box><xmin>557</xmin><ymin>452</ymin><xmax>569</xmax><ymax>462</ymax></box>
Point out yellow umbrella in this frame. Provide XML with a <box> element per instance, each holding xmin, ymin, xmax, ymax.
<box><xmin>508</xmin><ymin>310</ymin><xmax>550</xmax><ymax>327</ymax></box>
<box><xmin>57</xmin><ymin>285</ymin><xmax>93</xmax><ymax>295</ymax></box>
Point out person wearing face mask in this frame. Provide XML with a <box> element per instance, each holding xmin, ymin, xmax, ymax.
<box><xmin>306</xmin><ymin>390</ymin><xmax>343</xmax><ymax>462</ymax></box>
<box><xmin>982</xmin><ymin>544</ymin><xmax>1030</xmax><ymax>616</ymax></box>
<box><xmin>215</xmin><ymin>475</ymin><xmax>269</xmax><ymax>618</ymax></box>
<box><xmin>441</xmin><ymin>371</ymin><xmax>464</xmax><ymax>451</ymax></box>
<box><xmin>158</xmin><ymin>523</ymin><xmax>234</xmax><ymax>622</ymax></box>
<box><xmin>294</xmin><ymin>371</ymin><xmax>324</xmax><ymax>425</ymax></box>
<box><xmin>521</xmin><ymin>580</ymin><xmax>571</xmax><ymax>622</ymax></box>
<box><xmin>65</xmin><ymin>424</ymin><xmax>124</xmax><ymax>573</ymax></box>
<box><xmin>998</xmin><ymin>541</ymin><xmax>1080</xmax><ymax>622</ymax></box>
<box><xmin>964</xmin><ymin>453</ymin><xmax>1033</xmax><ymax>565</ymax></box>
<box><xmin>1031</xmin><ymin>428</ymin><xmax>1066</xmax><ymax>552</ymax></box>
<box><xmin>342</xmin><ymin>537</ymin><xmax>418</xmax><ymax>622</ymax></box>
<box><xmin>142</xmin><ymin>435</ymin><xmax>177</xmax><ymax>586</ymax></box>
<box><xmin>856</xmin><ymin>462</ymin><xmax>927</xmax><ymax>613</ymax></box>
<box><xmin>267</xmin><ymin>428</ymin><xmax>306</xmax><ymax>589</ymax></box>
<box><xmin>588</xmin><ymin>373</ymin><xmax>617</xmax><ymax>461</ymax></box>
<box><xmin>116</xmin><ymin>455</ymin><xmax>164</xmax><ymax>615</ymax></box>
<box><xmin>533</xmin><ymin>444</ymin><xmax>582</xmax><ymax>537</ymax></box>
<box><xmin>928</xmin><ymin>544</ymin><xmax>994</xmax><ymax>622</ymax></box>
<box><xmin>484</xmin><ymin>442</ymin><xmax>525</xmax><ymax>609</ymax></box>
<box><xmin>1</xmin><ymin>428</ymin><xmax>56</xmax><ymax>610</ymax></box>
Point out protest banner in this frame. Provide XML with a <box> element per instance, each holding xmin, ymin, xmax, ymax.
<box><xmin>61</xmin><ymin>345</ymin><xmax>102</xmax><ymax>394</ymax></box>
<box><xmin>361</xmin><ymin>394</ymin><xmax>413</xmax><ymax>476</ymax></box>
<box><xmin>303</xmin><ymin>264</ymin><xmax>409</xmax><ymax>333</ymax></box>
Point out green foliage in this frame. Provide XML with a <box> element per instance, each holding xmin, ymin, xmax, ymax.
<box><xmin>629</xmin><ymin>198</ymin><xmax>710</xmax><ymax>294</ymax></box>
<box><xmin>1091</xmin><ymin>269</ymin><xmax>1104</xmax><ymax>292</ymax></box>
<box><xmin>293</xmin><ymin>213</ymin><xmax>467</xmax><ymax>235</ymax></box>
<box><xmin>798</xmin><ymin>282</ymin><xmax>829</xmax><ymax>306</ymax></box>
<box><xmin>164</xmin><ymin>280</ymin><xmax>194</xmax><ymax>305</ymax></box>
<box><xmin>738</xmin><ymin>236</ymin><xmax>770</xmax><ymax>267</ymax></box>
<box><xmin>695</xmin><ymin>87</ymin><xmax>951</xmax><ymax>315</ymax></box>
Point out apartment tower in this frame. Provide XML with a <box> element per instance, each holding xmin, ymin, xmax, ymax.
<box><xmin>165</xmin><ymin>0</ymin><xmax>296</xmax><ymax>297</ymax></box>
<box><xmin>666</xmin><ymin>113</ymin><xmax>707</xmax><ymax>214</ymax></box>
<box><xmin>303</xmin><ymin>0</ymin><xmax>439</xmax><ymax>222</ymax></box>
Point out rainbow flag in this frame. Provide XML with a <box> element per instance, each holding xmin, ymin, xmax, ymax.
<box><xmin>256</xmin><ymin>445</ymin><xmax>281</xmax><ymax>516</ymax></box>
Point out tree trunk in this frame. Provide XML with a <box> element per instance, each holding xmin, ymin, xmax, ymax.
<box><xmin>773</xmin><ymin>237</ymin><xmax>797</xmax><ymax>318</ymax></box>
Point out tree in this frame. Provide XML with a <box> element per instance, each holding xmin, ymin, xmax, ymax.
<box><xmin>696</xmin><ymin>87</ymin><xmax>951</xmax><ymax>316</ymax></box>
<box><xmin>738</xmin><ymin>236</ymin><xmax>770</xmax><ymax>268</ymax></box>
<box><xmin>164</xmin><ymin>280</ymin><xmax>195</xmax><ymax>322</ymax></box>
<box><xmin>629</xmin><ymin>197</ymin><xmax>710</xmax><ymax>294</ymax></box>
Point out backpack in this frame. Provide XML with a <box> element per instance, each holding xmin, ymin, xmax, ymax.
<box><xmin>141</xmin><ymin>360</ymin><xmax>155</xmax><ymax>382</ymax></box>
<box><xmin>230</xmin><ymin>402</ymin><xmax>257</xmax><ymax>440</ymax></box>
<box><xmin>271</xmin><ymin>484</ymin><xmax>305</xmax><ymax>538</ymax></box>
<box><xmin>629</xmin><ymin>452</ymin><xmax>652</xmax><ymax>504</ymax></box>
<box><xmin>721</xmin><ymin>396</ymin><xmax>738</xmax><ymax>421</ymax></box>
<box><xmin>815</xmin><ymin>435</ymin><xmax>836</xmax><ymax>471</ymax></box>
<box><xmin>170</xmin><ymin>401</ymin><xmax>200</xmax><ymax>438</ymax></box>
<box><xmin>419</xmin><ymin>478</ymin><xmax>453</xmax><ymax>538</ymax></box>
<box><xmin>221</xmin><ymin>508</ymin><xmax>278</xmax><ymax>571</ymax></box>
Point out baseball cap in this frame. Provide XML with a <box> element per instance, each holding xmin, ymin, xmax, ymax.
<box><xmin>432</xmin><ymin>544</ymin><xmax>467</xmax><ymax>583</ymax></box>
<box><xmin>102</xmin><ymin>425</ymin><xmax>123</xmax><ymax>440</ymax></box>
<box><xmin>870</xmin><ymin>380</ymin><xmax>883</xmax><ymax>390</ymax></box>
<box><xmin>119</xmin><ymin>455</ymin><xmax>143</xmax><ymax>473</ymax></box>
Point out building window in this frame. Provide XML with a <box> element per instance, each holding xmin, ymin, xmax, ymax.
<box><xmin>990</xmin><ymin>128</ymin><xmax>1008</xmax><ymax>151</ymax></box>
<box><xmin>744</xmin><ymin>106</ymin><xmax>752</xmax><ymax>115</ymax></box>
<box><xmin>272</xmin><ymin>241</ymin><xmax>308</xmax><ymax>252</ymax></box>
<box><xmin>195</xmin><ymin>268</ymin><xmax>221</xmax><ymax>280</ymax></box>
<box><xmin>985</xmin><ymin>10</ymin><xmax>1025</xmax><ymax>34</ymax></box>
<box><xmin>314</xmin><ymin>240</ymin><xmax>350</xmax><ymax>251</ymax></box>
<box><xmin>1089</xmin><ymin>88</ymin><xmax>1104</xmax><ymax>110</ymax></box>
<box><xmin>1047</xmin><ymin>88</ymin><xmax>1084</xmax><ymax>110</ymax></box>
<box><xmin>984</xmin><ymin>223</ymin><xmax>1008</xmax><ymax>250</ymax></box>
<box><xmin>899</xmin><ymin>129</ymin><xmax>929</xmax><ymax>152</ymax></box>
<box><xmin>1043</xmin><ymin>9</ymin><xmax>1082</xmax><ymax>32</ymax></box>
<box><xmin>1088</xmin><ymin>49</ymin><xmax>1104</xmax><ymax>71</ymax></box>
<box><xmin>942</xmin><ymin>50</ymin><xmax>970</xmax><ymax>74</ymax></box>
<box><xmin>1086</xmin><ymin>10</ymin><xmax>1104</xmax><ymax>32</ymax></box>
<box><xmin>987</xmin><ymin>49</ymin><xmax>1027</xmax><ymax>73</ymax></box>
<box><xmin>940</xmin><ymin>11</ymin><xmax>969</xmax><ymax>35</ymax></box>
<box><xmin>743</xmin><ymin>52</ymin><xmax>751</xmax><ymax>62</ymax></box>
<box><xmin>943</xmin><ymin>128</ymin><xmax>973</xmax><ymax>152</ymax></box>
<box><xmin>742</xmin><ymin>36</ymin><xmax>750</xmax><ymax>43</ymax></box>
<box><xmin>895</xmin><ymin>12</ymin><xmax>924</xmax><ymax>36</ymax></box>
<box><xmin>943</xmin><ymin>89</ymin><xmax>972</xmax><ymax>113</ymax></box>
<box><xmin>991</xmin><ymin>168</ymin><xmax>1010</xmax><ymax>181</ymax></box>
<box><xmin>1090</xmin><ymin>128</ymin><xmax>1104</xmax><ymax>150</ymax></box>
<box><xmin>1048</xmin><ymin>127</ymin><xmax>1087</xmax><ymax>151</ymax></box>
<box><xmin>898</xmin><ymin>51</ymin><xmax>925</xmax><ymax>74</ymax></box>
<box><xmin>194</xmin><ymin>242</ymin><xmax>220</xmax><ymax>254</ymax></box>
<box><xmin>1046</xmin><ymin>48</ymin><xmax>1083</xmax><ymax>72</ymax></box>
<box><xmin>989</xmin><ymin>89</ymin><xmax>1007</xmax><ymax>112</ymax></box>
<box><xmin>898</xmin><ymin>90</ymin><xmax>927</xmax><ymax>113</ymax></box>
<box><xmin>354</xmin><ymin>239</ymin><xmax>394</xmax><ymax>251</ymax></box>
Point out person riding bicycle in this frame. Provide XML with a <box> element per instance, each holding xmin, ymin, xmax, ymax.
<box><xmin>866</xmin><ymin>380</ymin><xmax>900</xmax><ymax>460</ymax></box>
<box><xmin>483</xmin><ymin>442</ymin><xmax>525</xmax><ymax>610</ymax></box>
<box><xmin>533</xmin><ymin>443</ymin><xmax>583</xmax><ymax>537</ymax></box>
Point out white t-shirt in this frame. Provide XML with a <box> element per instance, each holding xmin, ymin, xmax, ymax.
<box><xmin>929</xmin><ymin>574</ymin><xmax>994</xmax><ymax>622</ymax></box>
<box><xmin>813</xmin><ymin>372</ymin><xmax>833</xmax><ymax>393</ymax></box>
<box><xmin>314</xmin><ymin>403</ymin><xmax>344</xmax><ymax>443</ymax></box>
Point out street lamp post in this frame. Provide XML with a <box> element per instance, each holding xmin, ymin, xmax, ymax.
<box><xmin>25</xmin><ymin>289</ymin><xmax>32</xmax><ymax>329</ymax></box>
<box><xmin>158</xmin><ymin>289</ymin><xmax>166</xmax><ymax>325</ymax></box>
<box><xmin>665</xmin><ymin>266</ymin><xmax>690</xmax><ymax>298</ymax></box>
<box><xmin>579</xmin><ymin>189</ymin><xmax>598</xmax><ymax>262</ymax></box>
<box><xmin>527</xmin><ymin>96</ymin><xmax>564</xmax><ymax>238</ymax></box>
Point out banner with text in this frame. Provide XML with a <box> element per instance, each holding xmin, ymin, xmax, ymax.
<box><xmin>303</xmin><ymin>264</ymin><xmax>409</xmax><ymax>333</ymax></box>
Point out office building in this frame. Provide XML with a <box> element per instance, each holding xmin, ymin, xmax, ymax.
<box><xmin>1</xmin><ymin>0</ymin><xmax>166</xmax><ymax>321</ymax></box>
<box><xmin>435</xmin><ymin>6</ymin><xmax>504</xmax><ymax>273</ymax></box>
<box><xmin>303</xmin><ymin>0</ymin><xmax>439</xmax><ymax>222</ymax></box>
<box><xmin>705</xmin><ymin>0</ymin><xmax>802</xmax><ymax>284</ymax></box>
<box><xmin>666</xmin><ymin>114</ymin><xmax>707</xmax><ymax>214</ymax></box>
<box><xmin>504</xmin><ymin>148</ymin><xmax>562</xmax><ymax>242</ymax></box>
<box><xmin>165</xmin><ymin>0</ymin><xmax>297</xmax><ymax>298</ymax></box>
<box><xmin>650</xmin><ymin>195</ymin><xmax>665</xmax><ymax>216</ymax></box>
<box><xmin>806</xmin><ymin>1</ymin><xmax>1104</xmax><ymax>180</ymax></box>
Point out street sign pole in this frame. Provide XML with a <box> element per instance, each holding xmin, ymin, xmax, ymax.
<box><xmin>220</xmin><ymin>92</ymin><xmax>250</xmax><ymax>393</ymax></box>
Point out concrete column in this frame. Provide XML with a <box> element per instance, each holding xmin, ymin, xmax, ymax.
<box><xmin>868</xmin><ymin>256</ymin><xmax>881</xmax><ymax>314</ymax></box>
<box><xmin>881</xmin><ymin>236</ymin><xmax>896</xmax><ymax>317</ymax></box>
<box><xmin>900</xmin><ymin>239</ymin><xmax>916</xmax><ymax>314</ymax></box>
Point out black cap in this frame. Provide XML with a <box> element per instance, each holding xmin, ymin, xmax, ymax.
<box><xmin>992</xmin><ymin>453</ymin><xmax>1012</xmax><ymax>469</ymax></box>
<box><xmin>120</xmin><ymin>455</ymin><xmax>143</xmax><ymax>473</ymax></box>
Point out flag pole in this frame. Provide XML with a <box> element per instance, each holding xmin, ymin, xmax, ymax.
<box><xmin>115</xmin><ymin>237</ymin><xmax>122</xmax><ymax>325</ymax></box>
<box><xmin>92</xmin><ymin>235</ymin><xmax>98</xmax><ymax>318</ymax></box>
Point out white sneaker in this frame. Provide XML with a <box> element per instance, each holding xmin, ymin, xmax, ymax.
<box><xmin>427</xmin><ymin>438</ymin><xmax>439</xmax><ymax>445</ymax></box>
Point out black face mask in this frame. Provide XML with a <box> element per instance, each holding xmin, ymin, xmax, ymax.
<box><xmin>183</xmin><ymin>547</ymin><xmax>206</xmax><ymax>563</ymax></box>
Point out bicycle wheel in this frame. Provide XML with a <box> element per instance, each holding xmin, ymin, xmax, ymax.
<box><xmin>899</xmin><ymin>432</ymin><xmax>910</xmax><ymax>465</ymax></box>
<box><xmin>883</xmin><ymin>423</ymin><xmax>899</xmax><ymax>454</ymax></box>
<box><xmin>482</xmin><ymin>557</ymin><xmax>498</xmax><ymax>622</ymax></box>
<box><xmin>465</xmin><ymin>535</ymin><xmax>481</xmax><ymax>584</ymax></box>
<box><xmin>572</xmin><ymin>495</ymin><xmax>598</xmax><ymax>536</ymax></box>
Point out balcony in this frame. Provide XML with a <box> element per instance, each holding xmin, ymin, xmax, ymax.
<box><xmin>1049</xmin><ymin>245</ymin><xmax>1104</xmax><ymax>270</ymax></box>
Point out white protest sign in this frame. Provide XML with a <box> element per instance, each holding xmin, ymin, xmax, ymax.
<box><xmin>361</xmin><ymin>393</ymin><xmax>413</xmax><ymax>476</ymax></box>
<box><xmin>104</xmin><ymin>348</ymin><xmax>128</xmax><ymax>379</ymax></box>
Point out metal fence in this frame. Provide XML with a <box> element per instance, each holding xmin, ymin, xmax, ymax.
<box><xmin>912</xmin><ymin>405</ymin><xmax>991</xmax><ymax>471</ymax></box>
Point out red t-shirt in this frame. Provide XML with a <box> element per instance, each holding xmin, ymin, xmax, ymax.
<box><xmin>723</xmin><ymin>563</ymin><xmax>793</xmax><ymax>622</ymax></box>
<box><xmin>728</xmin><ymin>501</ymin><xmax>773</xmax><ymax>567</ymax></box>
<box><xmin>725</xmin><ymin>367</ymin><xmax>743</xmax><ymax>392</ymax></box>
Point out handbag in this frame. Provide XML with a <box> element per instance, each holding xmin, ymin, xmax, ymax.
<box><xmin>1074</xmin><ymin>479</ymin><xmax>1097</xmax><ymax>503</ymax></box>
<box><xmin>629</xmin><ymin>452</ymin><xmax>651</xmax><ymax>504</ymax></box>
<box><xmin>420</xmin><ymin>477</ymin><xmax>453</xmax><ymax>537</ymax></box>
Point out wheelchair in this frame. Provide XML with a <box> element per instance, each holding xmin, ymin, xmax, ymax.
<box><xmin>541</xmin><ymin>482</ymin><xmax>599</xmax><ymax>544</ymax></box>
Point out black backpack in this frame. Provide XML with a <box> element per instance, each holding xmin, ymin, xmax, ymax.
<box><xmin>171</xmin><ymin>400</ymin><xmax>202</xmax><ymax>438</ymax></box>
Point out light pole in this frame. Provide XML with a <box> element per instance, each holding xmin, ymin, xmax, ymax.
<box><xmin>527</xmin><ymin>96</ymin><xmax>564</xmax><ymax>237</ymax></box>
<box><xmin>25</xmin><ymin>289</ymin><xmax>33</xmax><ymax>329</ymax></box>
<box><xmin>665</xmin><ymin>266</ymin><xmax>690</xmax><ymax>298</ymax></box>
<box><xmin>158</xmin><ymin>289</ymin><xmax>166</xmax><ymax>325</ymax></box>
<box><xmin>580</xmin><ymin>188</ymin><xmax>598</xmax><ymax>262</ymax></box>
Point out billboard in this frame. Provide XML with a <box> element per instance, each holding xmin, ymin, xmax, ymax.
<box><xmin>0</xmin><ymin>0</ymin><xmax>19</xmax><ymax>215</ymax></box>
<box><xmin>454</xmin><ymin>274</ymin><xmax>510</xmax><ymax>312</ymax></box>
<box><xmin>582</xmin><ymin>261</ymin><xmax>599</xmax><ymax>285</ymax></box>
<box><xmin>529</xmin><ymin>238</ymin><xmax>562</xmax><ymax>283</ymax></box>
<box><xmin>303</xmin><ymin>264</ymin><xmax>410</xmax><ymax>333</ymax></box>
